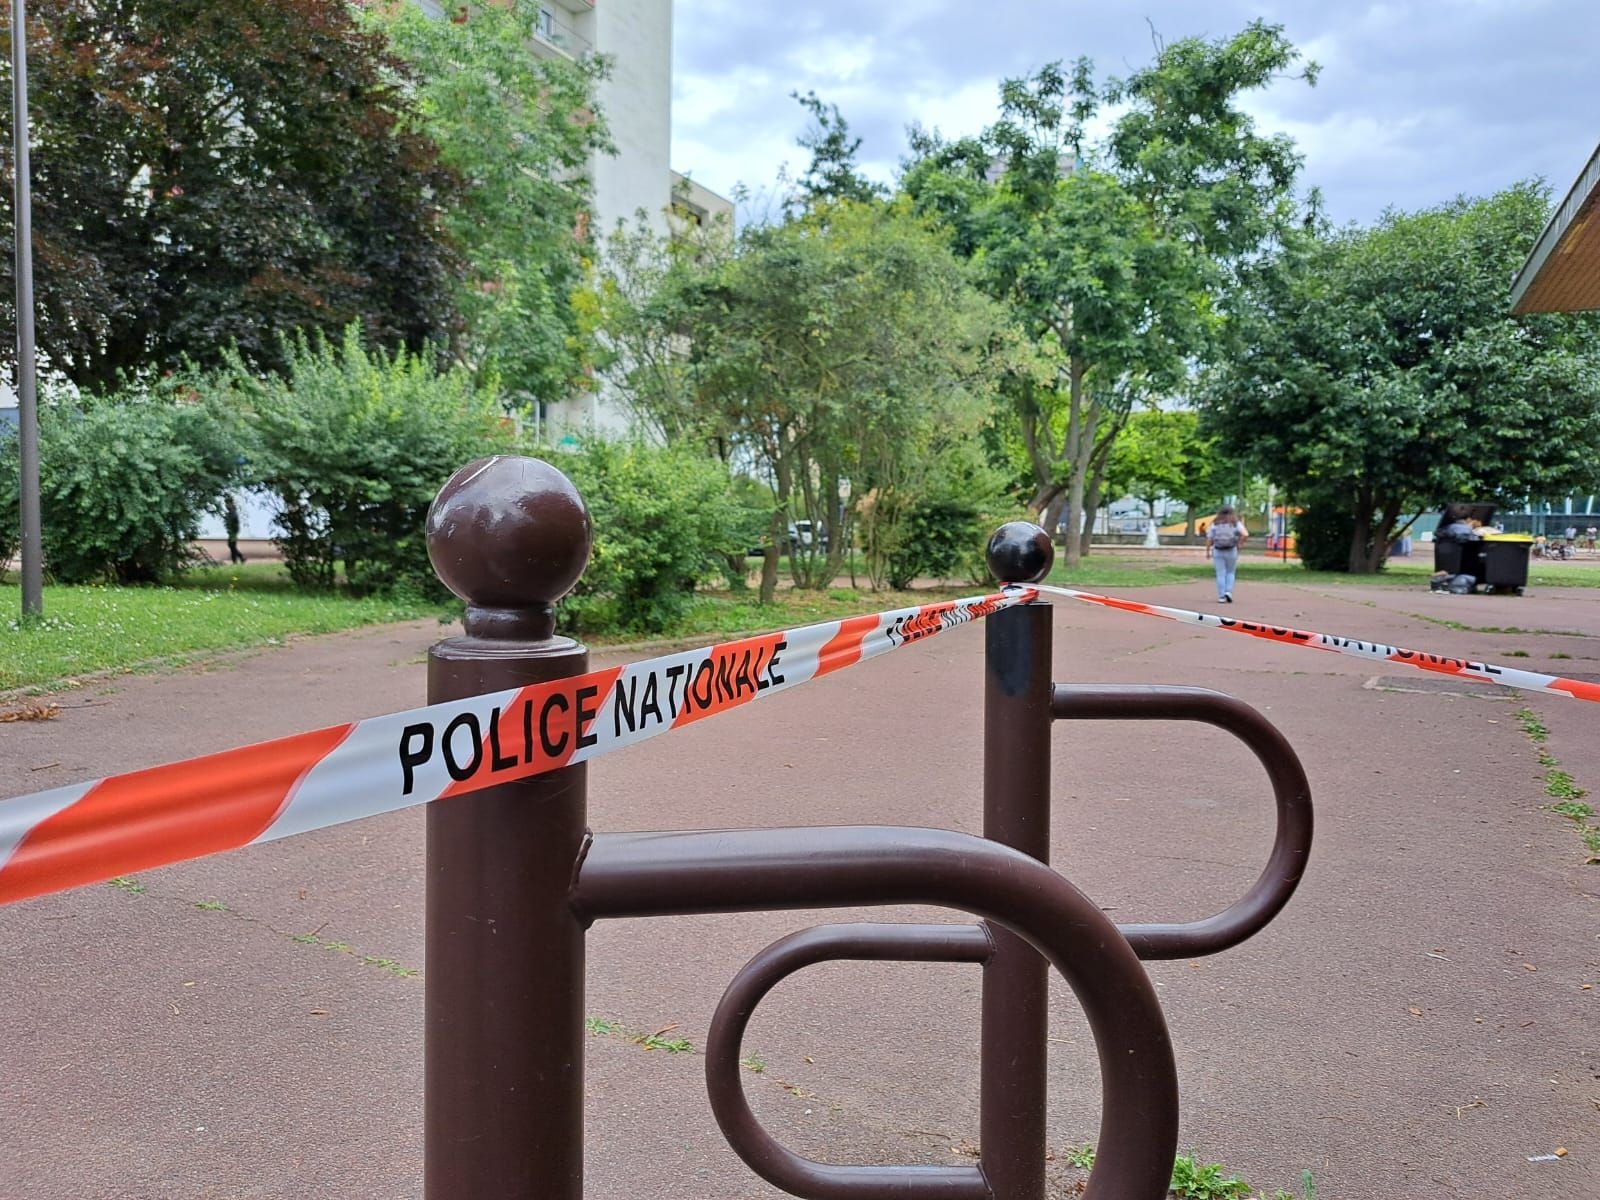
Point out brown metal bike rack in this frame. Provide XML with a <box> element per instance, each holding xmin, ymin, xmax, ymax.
<box><xmin>1050</xmin><ymin>684</ymin><xmax>1313</xmax><ymax>960</ymax></box>
<box><xmin>421</xmin><ymin>468</ymin><xmax>1312</xmax><ymax>1200</ymax></box>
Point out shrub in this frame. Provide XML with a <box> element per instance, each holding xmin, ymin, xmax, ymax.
<box><xmin>864</xmin><ymin>451</ymin><xmax>1013</xmax><ymax>589</ymax></box>
<box><xmin>1293</xmin><ymin>498</ymin><xmax>1359</xmax><ymax>573</ymax></box>
<box><xmin>550</xmin><ymin>439</ymin><xmax>759</xmax><ymax>635</ymax></box>
<box><xmin>215</xmin><ymin>327</ymin><xmax>516</xmax><ymax>595</ymax></box>
<box><xmin>0</xmin><ymin>382</ymin><xmax>238</xmax><ymax>584</ymax></box>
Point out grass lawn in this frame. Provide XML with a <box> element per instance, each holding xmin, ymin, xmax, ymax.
<box><xmin>6</xmin><ymin>549</ymin><xmax>1598</xmax><ymax>695</ymax></box>
<box><xmin>1</xmin><ymin>562</ymin><xmax>448</xmax><ymax>693</ymax></box>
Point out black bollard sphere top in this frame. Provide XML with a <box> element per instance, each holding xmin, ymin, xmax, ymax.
<box><xmin>986</xmin><ymin>521</ymin><xmax>1054</xmax><ymax>585</ymax></box>
<box><xmin>427</xmin><ymin>456</ymin><xmax>591</xmax><ymax>632</ymax></box>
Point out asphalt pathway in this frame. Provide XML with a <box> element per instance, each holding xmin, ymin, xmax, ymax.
<box><xmin>1</xmin><ymin>575</ymin><xmax>1597</xmax><ymax>1199</ymax></box>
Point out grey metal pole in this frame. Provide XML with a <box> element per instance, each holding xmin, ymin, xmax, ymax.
<box><xmin>10</xmin><ymin>0</ymin><xmax>42</xmax><ymax>616</ymax></box>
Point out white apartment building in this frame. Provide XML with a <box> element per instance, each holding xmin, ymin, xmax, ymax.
<box><xmin>421</xmin><ymin>0</ymin><xmax>731</xmax><ymax>434</ymax></box>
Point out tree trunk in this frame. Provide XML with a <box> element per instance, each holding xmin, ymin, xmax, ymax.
<box><xmin>1058</xmin><ymin>358</ymin><xmax>1096</xmax><ymax>568</ymax></box>
<box><xmin>1347</xmin><ymin>487</ymin><xmax>1382</xmax><ymax>573</ymax></box>
<box><xmin>761</xmin><ymin>452</ymin><xmax>793</xmax><ymax>603</ymax></box>
<box><xmin>1353</xmin><ymin>495</ymin><xmax>1408</xmax><ymax>573</ymax></box>
<box><xmin>1078</xmin><ymin>427</ymin><xmax>1117</xmax><ymax>559</ymax></box>
<box><xmin>1040</xmin><ymin>489</ymin><xmax>1067</xmax><ymax>540</ymax></box>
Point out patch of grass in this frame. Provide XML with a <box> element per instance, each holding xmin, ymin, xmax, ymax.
<box><xmin>1056</xmin><ymin>1146</ymin><xmax>1312</xmax><ymax>1199</ymax></box>
<box><xmin>1502</xmin><ymin>649</ymin><xmax>1531</xmax><ymax>658</ymax></box>
<box><xmin>1516</xmin><ymin>708</ymin><xmax>1599</xmax><ymax>864</ymax></box>
<box><xmin>584</xmin><ymin>1016</ymin><xmax>693</xmax><ymax>1054</ymax></box>
<box><xmin>289</xmin><ymin>927</ymin><xmax>418</xmax><ymax>977</ymax></box>
<box><xmin>740</xmin><ymin>1054</ymin><xmax>766</xmax><ymax>1074</ymax></box>
<box><xmin>633</xmin><ymin>1030</ymin><xmax>693</xmax><ymax>1053</ymax></box>
<box><xmin>1546</xmin><ymin>770</ymin><xmax>1588</xmax><ymax>803</ymax></box>
<box><xmin>1169</xmin><ymin>1155</ymin><xmax>1252</xmax><ymax>1199</ymax></box>
<box><xmin>1</xmin><ymin>565</ymin><xmax>449</xmax><ymax>692</ymax></box>
<box><xmin>1550</xmin><ymin>651</ymin><xmax>1574</xmax><ymax>660</ymax></box>
<box><xmin>106</xmin><ymin>876</ymin><xmax>145</xmax><ymax>895</ymax></box>
<box><xmin>1063</xmin><ymin>1144</ymin><xmax>1096</xmax><ymax>1169</ymax></box>
<box><xmin>193</xmin><ymin>899</ymin><xmax>227</xmax><ymax>912</ymax></box>
<box><xmin>361</xmin><ymin>955</ymin><xmax>417</xmax><ymax>978</ymax></box>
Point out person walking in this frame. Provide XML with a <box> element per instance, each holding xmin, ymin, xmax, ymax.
<box><xmin>223</xmin><ymin>493</ymin><xmax>246</xmax><ymax>565</ymax></box>
<box><xmin>1206</xmin><ymin>505</ymin><xmax>1247</xmax><ymax>603</ymax></box>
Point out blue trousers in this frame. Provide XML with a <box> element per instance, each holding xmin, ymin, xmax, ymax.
<box><xmin>1212</xmin><ymin>547</ymin><xmax>1239</xmax><ymax>600</ymax></box>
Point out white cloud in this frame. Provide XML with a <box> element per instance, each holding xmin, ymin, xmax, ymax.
<box><xmin>669</xmin><ymin>0</ymin><xmax>1600</xmax><ymax>226</ymax></box>
<box><xmin>782</xmin><ymin>35</ymin><xmax>879</xmax><ymax>84</ymax></box>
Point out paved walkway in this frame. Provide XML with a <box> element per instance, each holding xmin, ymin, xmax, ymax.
<box><xmin>2</xmin><ymin>574</ymin><xmax>1597</xmax><ymax>1199</ymax></box>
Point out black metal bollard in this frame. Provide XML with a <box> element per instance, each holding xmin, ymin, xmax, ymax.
<box><xmin>981</xmin><ymin>522</ymin><xmax>1057</xmax><ymax>1200</ymax></box>
<box><xmin>423</xmin><ymin>455</ymin><xmax>593</xmax><ymax>1200</ymax></box>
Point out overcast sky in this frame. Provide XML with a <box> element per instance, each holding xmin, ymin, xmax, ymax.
<box><xmin>671</xmin><ymin>0</ymin><xmax>1599</xmax><ymax>227</ymax></box>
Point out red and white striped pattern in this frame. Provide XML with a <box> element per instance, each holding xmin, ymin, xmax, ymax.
<box><xmin>0</xmin><ymin>590</ymin><xmax>1028</xmax><ymax>907</ymax></box>
<box><xmin>1030</xmin><ymin>583</ymin><xmax>1600</xmax><ymax>705</ymax></box>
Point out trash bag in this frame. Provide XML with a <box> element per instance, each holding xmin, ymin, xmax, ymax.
<box><xmin>1447</xmin><ymin>574</ymin><xmax>1476</xmax><ymax>595</ymax></box>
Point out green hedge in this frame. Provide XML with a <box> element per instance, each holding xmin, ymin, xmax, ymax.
<box><xmin>0</xmin><ymin>382</ymin><xmax>237</xmax><ymax>584</ymax></box>
<box><xmin>213</xmin><ymin>327</ymin><xmax>517</xmax><ymax>596</ymax></box>
<box><xmin>552</xmin><ymin>440</ymin><xmax>766</xmax><ymax>634</ymax></box>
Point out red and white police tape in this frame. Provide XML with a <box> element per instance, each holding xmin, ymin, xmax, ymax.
<box><xmin>1024</xmin><ymin>583</ymin><xmax>1600</xmax><ymax>706</ymax></box>
<box><xmin>0</xmin><ymin>590</ymin><xmax>1025</xmax><ymax>907</ymax></box>
<box><xmin>4</xmin><ymin>580</ymin><xmax>1593</xmax><ymax>909</ymax></box>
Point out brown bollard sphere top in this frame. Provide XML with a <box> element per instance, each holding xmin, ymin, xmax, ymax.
<box><xmin>426</xmin><ymin>455</ymin><xmax>592</xmax><ymax>640</ymax></box>
<box><xmin>986</xmin><ymin>521</ymin><xmax>1054</xmax><ymax>585</ymax></box>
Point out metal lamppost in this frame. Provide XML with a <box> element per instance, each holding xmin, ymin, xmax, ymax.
<box><xmin>10</xmin><ymin>0</ymin><xmax>42</xmax><ymax>616</ymax></box>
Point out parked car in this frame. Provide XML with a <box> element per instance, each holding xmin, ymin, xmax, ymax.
<box><xmin>746</xmin><ymin>521</ymin><xmax>831</xmax><ymax>557</ymax></box>
<box><xmin>790</xmin><ymin>520</ymin><xmax>828</xmax><ymax>552</ymax></box>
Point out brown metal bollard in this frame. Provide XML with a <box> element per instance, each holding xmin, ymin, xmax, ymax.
<box><xmin>411</xmin><ymin>464</ymin><xmax>1298</xmax><ymax>1200</ymax></box>
<box><xmin>423</xmin><ymin>455</ymin><xmax>593</xmax><ymax>1200</ymax></box>
<box><xmin>979</xmin><ymin>522</ymin><xmax>1057</xmax><ymax>1200</ymax></box>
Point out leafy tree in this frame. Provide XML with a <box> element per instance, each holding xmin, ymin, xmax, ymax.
<box><xmin>789</xmin><ymin>90</ymin><xmax>886</xmax><ymax>210</ymax></box>
<box><xmin>903</xmin><ymin>23</ymin><xmax>1315</xmax><ymax>564</ymax></box>
<box><xmin>584</xmin><ymin>213</ymin><xmax>735</xmax><ymax>447</ymax></box>
<box><xmin>0</xmin><ymin>0</ymin><xmax>461</xmax><ymax>391</ymax></box>
<box><xmin>207</xmin><ymin>326</ymin><xmax>516</xmax><ymax>595</ymax></box>
<box><xmin>367</xmin><ymin>0</ymin><xmax>613</xmax><ymax>407</ymax></box>
<box><xmin>602</xmin><ymin>201</ymin><xmax>1015</xmax><ymax>602</ymax></box>
<box><xmin>0</xmin><ymin>380</ymin><xmax>238</xmax><ymax>583</ymax></box>
<box><xmin>1201</xmin><ymin>183</ymin><xmax>1600</xmax><ymax>572</ymax></box>
<box><xmin>1101</xmin><ymin>409</ymin><xmax>1195</xmax><ymax>519</ymax></box>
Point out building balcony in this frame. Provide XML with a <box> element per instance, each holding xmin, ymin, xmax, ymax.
<box><xmin>533</xmin><ymin>5</ymin><xmax>592</xmax><ymax>58</ymax></box>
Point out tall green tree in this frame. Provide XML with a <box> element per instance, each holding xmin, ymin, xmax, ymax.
<box><xmin>1101</xmin><ymin>409</ymin><xmax>1195</xmax><ymax>519</ymax></box>
<box><xmin>789</xmin><ymin>90</ymin><xmax>886</xmax><ymax>210</ymax></box>
<box><xmin>904</xmin><ymin>22</ymin><xmax>1315</xmax><ymax>564</ymax></box>
<box><xmin>599</xmin><ymin>200</ymin><xmax>1018</xmax><ymax>602</ymax></box>
<box><xmin>1201</xmin><ymin>183</ymin><xmax>1600</xmax><ymax>572</ymax></box>
<box><xmin>0</xmin><ymin>0</ymin><xmax>461</xmax><ymax>391</ymax></box>
<box><xmin>368</xmin><ymin>0</ymin><xmax>613</xmax><ymax>406</ymax></box>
